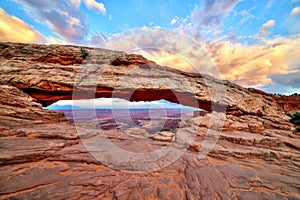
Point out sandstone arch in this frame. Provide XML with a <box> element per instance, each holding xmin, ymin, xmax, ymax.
<box><xmin>0</xmin><ymin>42</ymin><xmax>285</xmax><ymax>117</ymax></box>
<box><xmin>1</xmin><ymin>42</ymin><xmax>300</xmax><ymax>200</ymax></box>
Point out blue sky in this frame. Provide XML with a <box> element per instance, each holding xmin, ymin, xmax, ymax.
<box><xmin>0</xmin><ymin>0</ymin><xmax>300</xmax><ymax>96</ymax></box>
<box><xmin>46</xmin><ymin>98</ymin><xmax>198</xmax><ymax>110</ymax></box>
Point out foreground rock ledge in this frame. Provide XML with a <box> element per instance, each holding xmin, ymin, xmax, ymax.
<box><xmin>0</xmin><ymin>42</ymin><xmax>299</xmax><ymax>199</ymax></box>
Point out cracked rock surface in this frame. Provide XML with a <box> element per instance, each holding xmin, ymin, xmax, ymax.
<box><xmin>0</xmin><ymin>42</ymin><xmax>299</xmax><ymax>199</ymax></box>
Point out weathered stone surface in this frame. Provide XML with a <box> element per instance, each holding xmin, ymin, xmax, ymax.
<box><xmin>275</xmin><ymin>95</ymin><xmax>300</xmax><ymax>113</ymax></box>
<box><xmin>248</xmin><ymin>88</ymin><xmax>300</xmax><ymax>114</ymax></box>
<box><xmin>0</xmin><ymin>89</ymin><xmax>299</xmax><ymax>200</ymax></box>
<box><xmin>0</xmin><ymin>42</ymin><xmax>299</xmax><ymax>200</ymax></box>
<box><xmin>0</xmin><ymin>85</ymin><xmax>66</xmax><ymax>128</ymax></box>
<box><xmin>151</xmin><ymin>131</ymin><xmax>175</xmax><ymax>142</ymax></box>
<box><xmin>111</xmin><ymin>54</ymin><xmax>154</xmax><ymax>66</ymax></box>
<box><xmin>0</xmin><ymin>42</ymin><xmax>287</xmax><ymax>117</ymax></box>
<box><xmin>188</xmin><ymin>143</ymin><xmax>202</xmax><ymax>152</ymax></box>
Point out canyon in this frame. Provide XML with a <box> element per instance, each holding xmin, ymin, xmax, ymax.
<box><xmin>0</xmin><ymin>42</ymin><xmax>299</xmax><ymax>199</ymax></box>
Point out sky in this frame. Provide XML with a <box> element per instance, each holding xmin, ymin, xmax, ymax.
<box><xmin>0</xmin><ymin>0</ymin><xmax>300</xmax><ymax>97</ymax></box>
<box><xmin>46</xmin><ymin>98</ymin><xmax>198</xmax><ymax>110</ymax></box>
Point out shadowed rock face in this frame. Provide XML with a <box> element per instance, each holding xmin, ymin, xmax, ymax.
<box><xmin>0</xmin><ymin>42</ymin><xmax>299</xmax><ymax>200</ymax></box>
<box><xmin>0</xmin><ymin>42</ymin><xmax>286</xmax><ymax>117</ymax></box>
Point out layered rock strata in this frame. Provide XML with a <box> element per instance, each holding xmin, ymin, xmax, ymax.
<box><xmin>0</xmin><ymin>42</ymin><xmax>299</xmax><ymax>199</ymax></box>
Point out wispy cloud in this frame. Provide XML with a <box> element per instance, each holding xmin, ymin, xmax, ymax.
<box><xmin>88</xmin><ymin>31</ymin><xmax>107</xmax><ymax>47</ymax></box>
<box><xmin>0</xmin><ymin>8</ymin><xmax>45</xmax><ymax>43</ymax></box>
<box><xmin>69</xmin><ymin>0</ymin><xmax>106</xmax><ymax>14</ymax></box>
<box><xmin>193</xmin><ymin>0</ymin><xmax>240</xmax><ymax>27</ymax></box>
<box><xmin>13</xmin><ymin>0</ymin><xmax>87</xmax><ymax>43</ymax></box>
<box><xmin>269</xmin><ymin>71</ymin><xmax>300</xmax><ymax>85</ymax></box>
<box><xmin>13</xmin><ymin>0</ymin><xmax>106</xmax><ymax>44</ymax></box>
<box><xmin>102</xmin><ymin>28</ymin><xmax>217</xmax><ymax>76</ymax></box>
<box><xmin>170</xmin><ymin>16</ymin><xmax>179</xmax><ymax>26</ymax></box>
<box><xmin>205</xmin><ymin>35</ymin><xmax>300</xmax><ymax>86</ymax></box>
<box><xmin>291</xmin><ymin>7</ymin><xmax>300</xmax><ymax>16</ymax></box>
<box><xmin>102</xmin><ymin>27</ymin><xmax>300</xmax><ymax>89</ymax></box>
<box><xmin>70</xmin><ymin>0</ymin><xmax>82</xmax><ymax>9</ymax></box>
<box><xmin>188</xmin><ymin>0</ymin><xmax>240</xmax><ymax>38</ymax></box>
<box><xmin>84</xmin><ymin>0</ymin><xmax>106</xmax><ymax>15</ymax></box>
<box><xmin>258</xmin><ymin>20</ymin><xmax>276</xmax><ymax>37</ymax></box>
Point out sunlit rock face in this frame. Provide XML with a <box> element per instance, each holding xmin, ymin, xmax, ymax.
<box><xmin>0</xmin><ymin>42</ymin><xmax>299</xmax><ymax>200</ymax></box>
<box><xmin>0</xmin><ymin>42</ymin><xmax>287</xmax><ymax>117</ymax></box>
<box><xmin>248</xmin><ymin>88</ymin><xmax>300</xmax><ymax>114</ymax></box>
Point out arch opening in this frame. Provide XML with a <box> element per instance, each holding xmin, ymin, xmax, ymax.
<box><xmin>45</xmin><ymin>98</ymin><xmax>202</xmax><ymax>134</ymax></box>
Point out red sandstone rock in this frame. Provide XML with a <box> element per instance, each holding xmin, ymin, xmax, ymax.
<box><xmin>248</xmin><ymin>88</ymin><xmax>300</xmax><ymax>113</ymax></box>
<box><xmin>0</xmin><ymin>42</ymin><xmax>287</xmax><ymax>117</ymax></box>
<box><xmin>151</xmin><ymin>131</ymin><xmax>175</xmax><ymax>142</ymax></box>
<box><xmin>0</xmin><ymin>42</ymin><xmax>299</xmax><ymax>200</ymax></box>
<box><xmin>274</xmin><ymin>95</ymin><xmax>300</xmax><ymax>113</ymax></box>
<box><xmin>189</xmin><ymin>143</ymin><xmax>202</xmax><ymax>152</ymax></box>
<box><xmin>111</xmin><ymin>54</ymin><xmax>154</xmax><ymax>66</ymax></box>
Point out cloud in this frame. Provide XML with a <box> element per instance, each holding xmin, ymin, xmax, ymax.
<box><xmin>13</xmin><ymin>0</ymin><xmax>106</xmax><ymax>44</ymax></box>
<box><xmin>291</xmin><ymin>7</ymin><xmax>300</xmax><ymax>16</ymax></box>
<box><xmin>102</xmin><ymin>28</ymin><xmax>218</xmax><ymax>76</ymax></box>
<box><xmin>171</xmin><ymin>16</ymin><xmax>179</xmax><ymax>25</ymax></box>
<box><xmin>84</xmin><ymin>0</ymin><xmax>106</xmax><ymax>15</ymax></box>
<box><xmin>261</xmin><ymin>82</ymin><xmax>300</xmax><ymax>95</ymax></box>
<box><xmin>13</xmin><ymin>0</ymin><xmax>86</xmax><ymax>43</ymax></box>
<box><xmin>0</xmin><ymin>8</ymin><xmax>45</xmax><ymax>43</ymax></box>
<box><xmin>63</xmin><ymin>11</ymin><xmax>83</xmax><ymax>28</ymax></box>
<box><xmin>205</xmin><ymin>35</ymin><xmax>300</xmax><ymax>86</ymax></box>
<box><xmin>88</xmin><ymin>31</ymin><xmax>107</xmax><ymax>47</ymax></box>
<box><xmin>235</xmin><ymin>9</ymin><xmax>257</xmax><ymax>24</ymax></box>
<box><xmin>258</xmin><ymin>20</ymin><xmax>276</xmax><ymax>37</ymax></box>
<box><xmin>40</xmin><ymin>9</ymin><xmax>87</xmax><ymax>43</ymax></box>
<box><xmin>70</xmin><ymin>0</ymin><xmax>81</xmax><ymax>9</ymax></box>
<box><xmin>101</xmin><ymin>27</ymin><xmax>300</xmax><ymax>90</ymax></box>
<box><xmin>69</xmin><ymin>0</ymin><xmax>106</xmax><ymax>14</ymax></box>
<box><xmin>284</xmin><ymin>6</ymin><xmax>300</xmax><ymax>34</ymax></box>
<box><xmin>191</xmin><ymin>0</ymin><xmax>240</xmax><ymax>27</ymax></box>
<box><xmin>269</xmin><ymin>71</ymin><xmax>300</xmax><ymax>85</ymax></box>
<box><xmin>266</xmin><ymin>0</ymin><xmax>273</xmax><ymax>8</ymax></box>
<box><xmin>171</xmin><ymin>0</ymin><xmax>240</xmax><ymax>39</ymax></box>
<box><xmin>238</xmin><ymin>9</ymin><xmax>249</xmax><ymax>16</ymax></box>
<box><xmin>47</xmin><ymin>36</ymin><xmax>66</xmax><ymax>45</ymax></box>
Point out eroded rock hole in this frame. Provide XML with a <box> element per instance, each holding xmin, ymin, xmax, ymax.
<box><xmin>45</xmin><ymin>98</ymin><xmax>199</xmax><ymax>135</ymax></box>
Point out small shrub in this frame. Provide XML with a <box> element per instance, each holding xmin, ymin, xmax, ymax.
<box><xmin>287</xmin><ymin>112</ymin><xmax>300</xmax><ymax>125</ymax></box>
<box><xmin>80</xmin><ymin>48</ymin><xmax>89</xmax><ymax>59</ymax></box>
<box><xmin>286</xmin><ymin>112</ymin><xmax>294</xmax><ymax>119</ymax></box>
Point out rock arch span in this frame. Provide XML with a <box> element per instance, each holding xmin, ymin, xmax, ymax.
<box><xmin>0</xmin><ymin>42</ymin><xmax>285</xmax><ymax>117</ymax></box>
